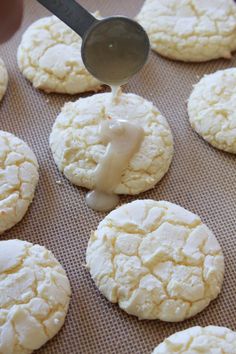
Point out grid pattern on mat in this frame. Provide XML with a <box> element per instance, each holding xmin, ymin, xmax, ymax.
<box><xmin>0</xmin><ymin>0</ymin><xmax>236</xmax><ymax>353</ymax></box>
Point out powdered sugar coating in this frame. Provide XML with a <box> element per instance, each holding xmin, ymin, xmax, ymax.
<box><xmin>86</xmin><ymin>200</ymin><xmax>224</xmax><ymax>321</ymax></box>
<box><xmin>136</xmin><ymin>0</ymin><xmax>236</xmax><ymax>62</ymax></box>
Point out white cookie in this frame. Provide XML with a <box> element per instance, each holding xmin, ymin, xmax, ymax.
<box><xmin>17</xmin><ymin>16</ymin><xmax>101</xmax><ymax>94</ymax></box>
<box><xmin>152</xmin><ymin>326</ymin><xmax>236</xmax><ymax>353</ymax></box>
<box><xmin>0</xmin><ymin>239</ymin><xmax>71</xmax><ymax>354</ymax></box>
<box><xmin>0</xmin><ymin>58</ymin><xmax>8</xmax><ymax>101</ymax></box>
<box><xmin>86</xmin><ymin>200</ymin><xmax>224</xmax><ymax>322</ymax></box>
<box><xmin>50</xmin><ymin>93</ymin><xmax>173</xmax><ymax>195</ymax></box>
<box><xmin>136</xmin><ymin>0</ymin><xmax>236</xmax><ymax>62</ymax></box>
<box><xmin>188</xmin><ymin>68</ymin><xmax>236</xmax><ymax>153</ymax></box>
<box><xmin>0</xmin><ymin>131</ymin><xmax>39</xmax><ymax>234</ymax></box>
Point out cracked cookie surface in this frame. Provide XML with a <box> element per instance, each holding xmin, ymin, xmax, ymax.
<box><xmin>0</xmin><ymin>59</ymin><xmax>8</xmax><ymax>102</ymax></box>
<box><xmin>188</xmin><ymin>68</ymin><xmax>236</xmax><ymax>154</ymax></box>
<box><xmin>17</xmin><ymin>16</ymin><xmax>101</xmax><ymax>94</ymax></box>
<box><xmin>0</xmin><ymin>239</ymin><xmax>71</xmax><ymax>354</ymax></box>
<box><xmin>136</xmin><ymin>0</ymin><xmax>236</xmax><ymax>62</ymax></box>
<box><xmin>152</xmin><ymin>326</ymin><xmax>236</xmax><ymax>353</ymax></box>
<box><xmin>50</xmin><ymin>92</ymin><xmax>174</xmax><ymax>195</ymax></box>
<box><xmin>0</xmin><ymin>131</ymin><xmax>39</xmax><ymax>234</ymax></box>
<box><xmin>86</xmin><ymin>200</ymin><xmax>224</xmax><ymax>321</ymax></box>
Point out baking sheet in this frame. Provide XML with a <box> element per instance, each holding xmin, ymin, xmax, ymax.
<box><xmin>0</xmin><ymin>0</ymin><xmax>236</xmax><ymax>353</ymax></box>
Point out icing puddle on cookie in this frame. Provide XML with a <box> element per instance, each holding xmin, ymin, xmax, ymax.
<box><xmin>86</xmin><ymin>87</ymin><xmax>144</xmax><ymax>212</ymax></box>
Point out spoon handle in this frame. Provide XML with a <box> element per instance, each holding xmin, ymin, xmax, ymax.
<box><xmin>36</xmin><ymin>0</ymin><xmax>97</xmax><ymax>38</ymax></box>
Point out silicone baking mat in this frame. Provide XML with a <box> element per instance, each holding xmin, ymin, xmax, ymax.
<box><xmin>0</xmin><ymin>0</ymin><xmax>236</xmax><ymax>353</ymax></box>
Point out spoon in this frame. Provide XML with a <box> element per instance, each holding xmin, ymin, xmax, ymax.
<box><xmin>37</xmin><ymin>0</ymin><xmax>150</xmax><ymax>85</ymax></box>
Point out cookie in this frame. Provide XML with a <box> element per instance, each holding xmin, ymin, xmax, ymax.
<box><xmin>152</xmin><ymin>326</ymin><xmax>236</xmax><ymax>353</ymax></box>
<box><xmin>0</xmin><ymin>131</ymin><xmax>39</xmax><ymax>234</ymax></box>
<box><xmin>17</xmin><ymin>16</ymin><xmax>101</xmax><ymax>94</ymax></box>
<box><xmin>136</xmin><ymin>0</ymin><xmax>236</xmax><ymax>62</ymax></box>
<box><xmin>86</xmin><ymin>200</ymin><xmax>224</xmax><ymax>321</ymax></box>
<box><xmin>0</xmin><ymin>58</ymin><xmax>8</xmax><ymax>101</ymax></box>
<box><xmin>0</xmin><ymin>239</ymin><xmax>71</xmax><ymax>353</ymax></box>
<box><xmin>50</xmin><ymin>92</ymin><xmax>174</xmax><ymax>195</ymax></box>
<box><xmin>188</xmin><ymin>68</ymin><xmax>236</xmax><ymax>153</ymax></box>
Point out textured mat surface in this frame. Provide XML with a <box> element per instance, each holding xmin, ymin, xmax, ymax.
<box><xmin>0</xmin><ymin>1</ymin><xmax>236</xmax><ymax>353</ymax></box>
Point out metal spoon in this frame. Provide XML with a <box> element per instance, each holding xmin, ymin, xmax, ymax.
<box><xmin>37</xmin><ymin>0</ymin><xmax>150</xmax><ymax>85</ymax></box>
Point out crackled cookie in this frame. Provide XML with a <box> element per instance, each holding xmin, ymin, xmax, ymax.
<box><xmin>50</xmin><ymin>92</ymin><xmax>173</xmax><ymax>195</ymax></box>
<box><xmin>188</xmin><ymin>68</ymin><xmax>236</xmax><ymax>153</ymax></box>
<box><xmin>86</xmin><ymin>200</ymin><xmax>224</xmax><ymax>321</ymax></box>
<box><xmin>0</xmin><ymin>58</ymin><xmax>8</xmax><ymax>101</ymax></box>
<box><xmin>0</xmin><ymin>131</ymin><xmax>39</xmax><ymax>234</ymax></box>
<box><xmin>152</xmin><ymin>326</ymin><xmax>236</xmax><ymax>353</ymax></box>
<box><xmin>17</xmin><ymin>16</ymin><xmax>101</xmax><ymax>94</ymax></box>
<box><xmin>136</xmin><ymin>0</ymin><xmax>236</xmax><ymax>62</ymax></box>
<box><xmin>0</xmin><ymin>239</ymin><xmax>71</xmax><ymax>353</ymax></box>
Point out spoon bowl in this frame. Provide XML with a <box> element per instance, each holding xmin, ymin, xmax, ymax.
<box><xmin>82</xmin><ymin>17</ymin><xmax>150</xmax><ymax>85</ymax></box>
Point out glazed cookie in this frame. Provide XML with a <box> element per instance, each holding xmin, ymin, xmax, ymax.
<box><xmin>17</xmin><ymin>16</ymin><xmax>101</xmax><ymax>94</ymax></box>
<box><xmin>50</xmin><ymin>92</ymin><xmax>174</xmax><ymax>195</ymax></box>
<box><xmin>152</xmin><ymin>326</ymin><xmax>236</xmax><ymax>353</ymax></box>
<box><xmin>0</xmin><ymin>58</ymin><xmax>8</xmax><ymax>101</ymax></box>
<box><xmin>188</xmin><ymin>68</ymin><xmax>236</xmax><ymax>153</ymax></box>
<box><xmin>136</xmin><ymin>0</ymin><xmax>236</xmax><ymax>62</ymax></box>
<box><xmin>86</xmin><ymin>200</ymin><xmax>224</xmax><ymax>321</ymax></box>
<box><xmin>0</xmin><ymin>131</ymin><xmax>39</xmax><ymax>234</ymax></box>
<box><xmin>0</xmin><ymin>239</ymin><xmax>71</xmax><ymax>353</ymax></box>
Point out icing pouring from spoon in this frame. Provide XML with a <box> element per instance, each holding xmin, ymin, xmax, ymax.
<box><xmin>36</xmin><ymin>0</ymin><xmax>150</xmax><ymax>85</ymax></box>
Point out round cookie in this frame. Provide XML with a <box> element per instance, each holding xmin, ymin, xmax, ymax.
<box><xmin>152</xmin><ymin>326</ymin><xmax>236</xmax><ymax>353</ymax></box>
<box><xmin>0</xmin><ymin>239</ymin><xmax>71</xmax><ymax>353</ymax></box>
<box><xmin>17</xmin><ymin>16</ymin><xmax>101</xmax><ymax>94</ymax></box>
<box><xmin>50</xmin><ymin>92</ymin><xmax>174</xmax><ymax>195</ymax></box>
<box><xmin>0</xmin><ymin>58</ymin><xmax>8</xmax><ymax>101</ymax></box>
<box><xmin>0</xmin><ymin>131</ymin><xmax>39</xmax><ymax>234</ymax></box>
<box><xmin>86</xmin><ymin>200</ymin><xmax>224</xmax><ymax>322</ymax></box>
<box><xmin>136</xmin><ymin>0</ymin><xmax>236</xmax><ymax>62</ymax></box>
<box><xmin>188</xmin><ymin>68</ymin><xmax>236</xmax><ymax>153</ymax></box>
